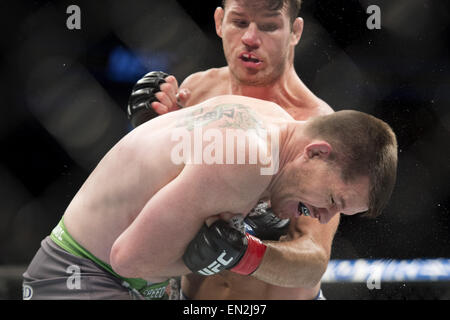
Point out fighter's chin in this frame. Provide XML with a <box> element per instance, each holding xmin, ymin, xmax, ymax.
<box><xmin>232</xmin><ymin>68</ymin><xmax>275</xmax><ymax>87</ymax></box>
<box><xmin>235</xmin><ymin>74</ymin><xmax>265</xmax><ymax>86</ymax></box>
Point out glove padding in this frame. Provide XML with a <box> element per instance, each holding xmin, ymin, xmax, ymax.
<box><xmin>127</xmin><ymin>71</ymin><xmax>169</xmax><ymax>128</ymax></box>
<box><xmin>244</xmin><ymin>202</ymin><xmax>290</xmax><ymax>241</ymax></box>
<box><xmin>183</xmin><ymin>220</ymin><xmax>267</xmax><ymax>276</ymax></box>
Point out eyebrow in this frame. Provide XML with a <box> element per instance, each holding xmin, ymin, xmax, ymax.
<box><xmin>229</xmin><ymin>10</ymin><xmax>247</xmax><ymax>17</ymax></box>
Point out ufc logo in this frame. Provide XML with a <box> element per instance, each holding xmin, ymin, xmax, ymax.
<box><xmin>198</xmin><ymin>251</ymin><xmax>234</xmax><ymax>276</ymax></box>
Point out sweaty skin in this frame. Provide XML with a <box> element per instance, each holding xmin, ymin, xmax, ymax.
<box><xmin>146</xmin><ymin>0</ymin><xmax>341</xmax><ymax>299</ymax></box>
<box><xmin>62</xmin><ymin>95</ymin><xmax>316</xmax><ymax>283</ymax></box>
<box><xmin>178</xmin><ymin>68</ymin><xmax>338</xmax><ymax>299</ymax></box>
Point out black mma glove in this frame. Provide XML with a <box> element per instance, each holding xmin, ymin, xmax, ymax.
<box><xmin>183</xmin><ymin>220</ymin><xmax>267</xmax><ymax>276</ymax></box>
<box><xmin>127</xmin><ymin>71</ymin><xmax>169</xmax><ymax>128</ymax></box>
<box><xmin>244</xmin><ymin>201</ymin><xmax>290</xmax><ymax>241</ymax></box>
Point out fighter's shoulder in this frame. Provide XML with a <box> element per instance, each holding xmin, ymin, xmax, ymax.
<box><xmin>180</xmin><ymin>67</ymin><xmax>228</xmax><ymax>106</ymax></box>
<box><xmin>310</xmin><ymin>98</ymin><xmax>334</xmax><ymax>116</ymax></box>
<box><xmin>180</xmin><ymin>67</ymin><xmax>228</xmax><ymax>88</ymax></box>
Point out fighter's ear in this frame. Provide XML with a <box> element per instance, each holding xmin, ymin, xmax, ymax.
<box><xmin>291</xmin><ymin>17</ymin><xmax>303</xmax><ymax>45</ymax></box>
<box><xmin>304</xmin><ymin>141</ymin><xmax>332</xmax><ymax>159</ymax></box>
<box><xmin>214</xmin><ymin>7</ymin><xmax>225</xmax><ymax>38</ymax></box>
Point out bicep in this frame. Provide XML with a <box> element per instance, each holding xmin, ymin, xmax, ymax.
<box><xmin>251</xmin><ymin>214</ymin><xmax>340</xmax><ymax>287</ymax></box>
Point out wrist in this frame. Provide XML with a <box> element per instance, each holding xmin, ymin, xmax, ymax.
<box><xmin>230</xmin><ymin>234</ymin><xmax>267</xmax><ymax>275</ymax></box>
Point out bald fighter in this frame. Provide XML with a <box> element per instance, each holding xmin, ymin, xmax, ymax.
<box><xmin>22</xmin><ymin>95</ymin><xmax>397</xmax><ymax>299</ymax></box>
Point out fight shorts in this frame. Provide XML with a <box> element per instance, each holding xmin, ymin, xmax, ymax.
<box><xmin>22</xmin><ymin>218</ymin><xmax>169</xmax><ymax>300</ymax></box>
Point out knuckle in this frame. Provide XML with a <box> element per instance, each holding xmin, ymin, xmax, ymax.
<box><xmin>162</xmin><ymin>84</ymin><xmax>176</xmax><ymax>97</ymax></box>
<box><xmin>154</xmin><ymin>91</ymin><xmax>165</xmax><ymax>100</ymax></box>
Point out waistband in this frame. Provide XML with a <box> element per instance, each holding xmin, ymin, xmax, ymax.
<box><xmin>50</xmin><ymin>217</ymin><xmax>169</xmax><ymax>300</ymax></box>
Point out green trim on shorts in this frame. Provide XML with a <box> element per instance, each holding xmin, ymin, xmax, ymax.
<box><xmin>50</xmin><ymin>217</ymin><xmax>169</xmax><ymax>300</ymax></box>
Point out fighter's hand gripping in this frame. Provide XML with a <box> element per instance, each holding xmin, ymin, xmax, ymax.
<box><xmin>127</xmin><ymin>71</ymin><xmax>190</xmax><ymax>127</ymax></box>
<box><xmin>183</xmin><ymin>220</ymin><xmax>267</xmax><ymax>276</ymax></box>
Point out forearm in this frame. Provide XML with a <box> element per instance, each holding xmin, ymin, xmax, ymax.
<box><xmin>110</xmin><ymin>233</ymin><xmax>193</xmax><ymax>280</ymax></box>
<box><xmin>251</xmin><ymin>237</ymin><xmax>329</xmax><ymax>288</ymax></box>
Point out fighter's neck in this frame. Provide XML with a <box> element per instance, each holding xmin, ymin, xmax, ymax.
<box><xmin>266</xmin><ymin>122</ymin><xmax>308</xmax><ymax>194</ymax></box>
<box><xmin>280</xmin><ymin>121</ymin><xmax>308</xmax><ymax>165</ymax></box>
<box><xmin>227</xmin><ymin>69</ymin><xmax>310</xmax><ymax>107</ymax></box>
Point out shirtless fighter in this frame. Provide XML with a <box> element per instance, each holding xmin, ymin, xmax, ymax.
<box><xmin>127</xmin><ymin>0</ymin><xmax>337</xmax><ymax>299</ymax></box>
<box><xmin>22</xmin><ymin>95</ymin><xmax>398</xmax><ymax>299</ymax></box>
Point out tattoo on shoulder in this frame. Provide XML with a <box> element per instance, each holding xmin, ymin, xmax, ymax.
<box><xmin>175</xmin><ymin>103</ymin><xmax>265</xmax><ymax>132</ymax></box>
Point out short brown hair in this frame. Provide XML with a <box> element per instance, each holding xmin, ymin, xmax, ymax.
<box><xmin>222</xmin><ymin>0</ymin><xmax>302</xmax><ymax>24</ymax></box>
<box><xmin>305</xmin><ymin>110</ymin><xmax>398</xmax><ymax>218</ymax></box>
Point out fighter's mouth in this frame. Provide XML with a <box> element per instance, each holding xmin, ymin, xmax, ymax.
<box><xmin>298</xmin><ymin>202</ymin><xmax>311</xmax><ymax>216</ymax></box>
<box><xmin>240</xmin><ymin>53</ymin><xmax>261</xmax><ymax>63</ymax></box>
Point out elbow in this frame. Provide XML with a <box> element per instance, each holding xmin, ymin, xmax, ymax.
<box><xmin>292</xmin><ymin>249</ymin><xmax>328</xmax><ymax>289</ymax></box>
<box><xmin>110</xmin><ymin>241</ymin><xmax>139</xmax><ymax>278</ymax></box>
<box><xmin>306</xmin><ymin>268</ymin><xmax>327</xmax><ymax>289</ymax></box>
<box><xmin>305</xmin><ymin>251</ymin><xmax>329</xmax><ymax>288</ymax></box>
<box><xmin>110</xmin><ymin>241</ymin><xmax>166</xmax><ymax>281</ymax></box>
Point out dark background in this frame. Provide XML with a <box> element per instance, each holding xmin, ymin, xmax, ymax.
<box><xmin>0</xmin><ymin>0</ymin><xmax>449</xmax><ymax>299</ymax></box>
